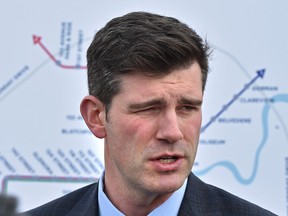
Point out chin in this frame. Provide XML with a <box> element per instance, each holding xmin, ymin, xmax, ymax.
<box><xmin>152</xmin><ymin>174</ymin><xmax>186</xmax><ymax>193</ymax></box>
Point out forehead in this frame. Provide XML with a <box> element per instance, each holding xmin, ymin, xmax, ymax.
<box><xmin>117</xmin><ymin>62</ymin><xmax>203</xmax><ymax>99</ymax></box>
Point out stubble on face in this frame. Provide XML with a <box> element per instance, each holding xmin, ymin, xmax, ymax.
<box><xmin>102</xmin><ymin>62</ymin><xmax>203</xmax><ymax>214</ymax></box>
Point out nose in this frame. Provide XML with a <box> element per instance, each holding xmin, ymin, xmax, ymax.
<box><xmin>155</xmin><ymin>110</ymin><xmax>184</xmax><ymax>143</ymax></box>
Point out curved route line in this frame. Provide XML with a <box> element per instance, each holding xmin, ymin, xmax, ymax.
<box><xmin>211</xmin><ymin>44</ymin><xmax>251</xmax><ymax>79</ymax></box>
<box><xmin>33</xmin><ymin>35</ymin><xmax>87</xmax><ymax>70</ymax></box>
<box><xmin>0</xmin><ymin>35</ymin><xmax>92</xmax><ymax>103</ymax></box>
<box><xmin>195</xmin><ymin>93</ymin><xmax>288</xmax><ymax>184</ymax></box>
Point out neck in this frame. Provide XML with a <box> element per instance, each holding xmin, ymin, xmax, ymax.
<box><xmin>103</xmin><ymin>174</ymin><xmax>173</xmax><ymax>216</ymax></box>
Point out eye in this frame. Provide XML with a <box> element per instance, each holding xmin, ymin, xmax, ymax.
<box><xmin>140</xmin><ymin>107</ymin><xmax>158</xmax><ymax>113</ymax></box>
<box><xmin>133</xmin><ymin>106</ymin><xmax>160</xmax><ymax>115</ymax></box>
<box><xmin>177</xmin><ymin>105</ymin><xmax>198</xmax><ymax>113</ymax></box>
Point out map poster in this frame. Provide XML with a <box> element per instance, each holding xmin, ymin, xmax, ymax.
<box><xmin>0</xmin><ymin>1</ymin><xmax>287</xmax><ymax>215</ymax></box>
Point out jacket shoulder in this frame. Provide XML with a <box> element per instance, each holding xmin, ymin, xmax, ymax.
<box><xmin>18</xmin><ymin>182</ymin><xmax>99</xmax><ymax>216</ymax></box>
<box><xmin>178</xmin><ymin>173</ymin><xmax>276</xmax><ymax>216</ymax></box>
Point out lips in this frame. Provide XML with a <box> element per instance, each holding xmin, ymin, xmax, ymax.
<box><xmin>150</xmin><ymin>153</ymin><xmax>184</xmax><ymax>172</ymax></box>
<box><xmin>158</xmin><ymin>156</ymin><xmax>177</xmax><ymax>163</ymax></box>
<box><xmin>153</xmin><ymin>153</ymin><xmax>183</xmax><ymax>161</ymax></box>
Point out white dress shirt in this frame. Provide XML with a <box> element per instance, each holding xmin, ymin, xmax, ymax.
<box><xmin>98</xmin><ymin>171</ymin><xmax>187</xmax><ymax>216</ymax></box>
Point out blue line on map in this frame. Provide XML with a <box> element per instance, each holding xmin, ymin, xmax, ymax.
<box><xmin>195</xmin><ymin>93</ymin><xmax>288</xmax><ymax>184</ymax></box>
<box><xmin>200</xmin><ymin>69</ymin><xmax>265</xmax><ymax>133</ymax></box>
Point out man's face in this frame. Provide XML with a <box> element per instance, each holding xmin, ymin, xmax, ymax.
<box><xmin>103</xmin><ymin>62</ymin><xmax>203</xmax><ymax>197</ymax></box>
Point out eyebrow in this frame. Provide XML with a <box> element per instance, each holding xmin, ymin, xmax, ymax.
<box><xmin>128</xmin><ymin>98</ymin><xmax>166</xmax><ymax>110</ymax></box>
<box><xmin>178</xmin><ymin>97</ymin><xmax>203</xmax><ymax>107</ymax></box>
<box><xmin>128</xmin><ymin>97</ymin><xmax>203</xmax><ymax>110</ymax></box>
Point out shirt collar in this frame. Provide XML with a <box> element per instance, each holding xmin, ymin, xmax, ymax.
<box><xmin>98</xmin><ymin>171</ymin><xmax>187</xmax><ymax>216</ymax></box>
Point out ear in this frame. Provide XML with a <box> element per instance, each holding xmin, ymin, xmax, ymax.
<box><xmin>80</xmin><ymin>95</ymin><xmax>107</xmax><ymax>138</ymax></box>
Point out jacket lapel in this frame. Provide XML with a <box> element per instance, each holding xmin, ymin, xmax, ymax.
<box><xmin>67</xmin><ymin>182</ymin><xmax>99</xmax><ymax>216</ymax></box>
<box><xmin>178</xmin><ymin>173</ymin><xmax>204</xmax><ymax>216</ymax></box>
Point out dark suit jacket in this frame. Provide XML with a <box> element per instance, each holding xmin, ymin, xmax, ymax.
<box><xmin>21</xmin><ymin>172</ymin><xmax>276</xmax><ymax>216</ymax></box>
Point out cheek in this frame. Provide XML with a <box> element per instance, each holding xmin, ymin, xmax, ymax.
<box><xmin>182</xmin><ymin>115</ymin><xmax>202</xmax><ymax>142</ymax></box>
<box><xmin>122</xmin><ymin>116</ymin><xmax>156</xmax><ymax>139</ymax></box>
<box><xmin>186</xmin><ymin>111</ymin><xmax>202</xmax><ymax>127</ymax></box>
<box><xmin>109</xmin><ymin>116</ymin><xmax>156</xmax><ymax>155</ymax></box>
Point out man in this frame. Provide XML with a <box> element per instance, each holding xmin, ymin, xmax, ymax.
<box><xmin>21</xmin><ymin>11</ymin><xmax>276</xmax><ymax>215</ymax></box>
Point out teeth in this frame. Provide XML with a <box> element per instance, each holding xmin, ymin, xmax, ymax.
<box><xmin>159</xmin><ymin>158</ymin><xmax>176</xmax><ymax>163</ymax></box>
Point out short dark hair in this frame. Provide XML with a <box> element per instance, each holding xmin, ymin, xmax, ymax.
<box><xmin>87</xmin><ymin>11</ymin><xmax>211</xmax><ymax>113</ymax></box>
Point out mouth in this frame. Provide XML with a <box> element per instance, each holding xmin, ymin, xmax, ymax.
<box><xmin>158</xmin><ymin>156</ymin><xmax>178</xmax><ymax>163</ymax></box>
<box><xmin>150</xmin><ymin>154</ymin><xmax>184</xmax><ymax>172</ymax></box>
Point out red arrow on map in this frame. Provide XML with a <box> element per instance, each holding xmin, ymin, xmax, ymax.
<box><xmin>32</xmin><ymin>35</ymin><xmax>87</xmax><ymax>70</ymax></box>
